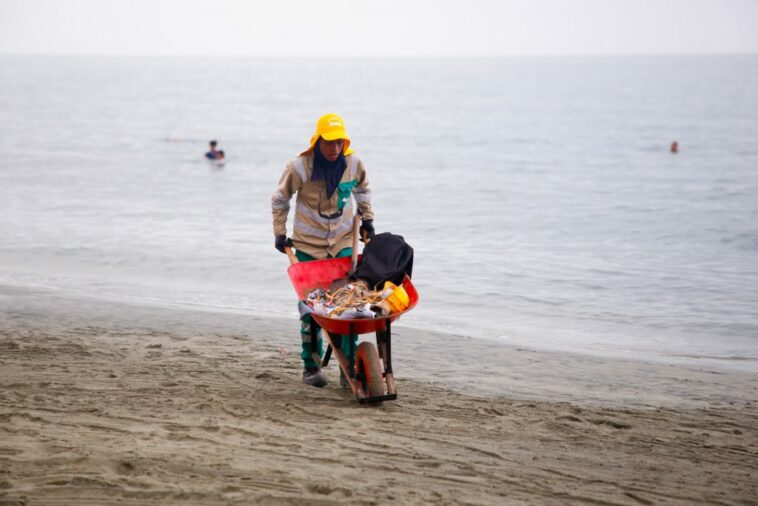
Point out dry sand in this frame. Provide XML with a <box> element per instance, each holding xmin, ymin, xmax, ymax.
<box><xmin>1</xmin><ymin>285</ymin><xmax>757</xmax><ymax>505</ymax></box>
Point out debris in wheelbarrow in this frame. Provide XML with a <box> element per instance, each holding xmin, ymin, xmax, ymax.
<box><xmin>302</xmin><ymin>279</ymin><xmax>410</xmax><ymax>319</ymax></box>
<box><xmin>303</xmin><ymin>282</ymin><xmax>378</xmax><ymax>319</ymax></box>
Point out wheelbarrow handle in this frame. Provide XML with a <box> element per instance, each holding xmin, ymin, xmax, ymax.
<box><xmin>350</xmin><ymin>214</ymin><xmax>360</xmax><ymax>274</ymax></box>
<box><xmin>284</xmin><ymin>246</ymin><xmax>298</xmax><ymax>265</ymax></box>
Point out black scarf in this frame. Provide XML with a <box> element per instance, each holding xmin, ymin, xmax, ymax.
<box><xmin>311</xmin><ymin>143</ymin><xmax>347</xmax><ymax>199</ymax></box>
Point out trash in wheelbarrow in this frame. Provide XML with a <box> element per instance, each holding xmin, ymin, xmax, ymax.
<box><xmin>299</xmin><ymin>279</ymin><xmax>411</xmax><ymax>320</ymax></box>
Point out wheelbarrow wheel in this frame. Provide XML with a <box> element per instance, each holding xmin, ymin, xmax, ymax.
<box><xmin>355</xmin><ymin>341</ymin><xmax>383</xmax><ymax>400</ymax></box>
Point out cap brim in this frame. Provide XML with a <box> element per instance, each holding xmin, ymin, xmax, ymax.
<box><xmin>301</xmin><ymin>132</ymin><xmax>352</xmax><ymax>156</ymax></box>
<box><xmin>320</xmin><ymin>130</ymin><xmax>350</xmax><ymax>142</ymax></box>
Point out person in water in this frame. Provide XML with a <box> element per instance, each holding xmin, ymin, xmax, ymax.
<box><xmin>670</xmin><ymin>141</ymin><xmax>679</xmax><ymax>154</ymax></box>
<box><xmin>271</xmin><ymin>113</ymin><xmax>375</xmax><ymax>387</ymax></box>
<box><xmin>205</xmin><ymin>140</ymin><xmax>223</xmax><ymax>160</ymax></box>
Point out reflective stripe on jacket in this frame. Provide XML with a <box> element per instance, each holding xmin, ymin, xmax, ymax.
<box><xmin>271</xmin><ymin>152</ymin><xmax>373</xmax><ymax>259</ymax></box>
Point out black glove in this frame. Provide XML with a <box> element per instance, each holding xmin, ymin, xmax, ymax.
<box><xmin>359</xmin><ymin>220</ymin><xmax>375</xmax><ymax>242</ymax></box>
<box><xmin>275</xmin><ymin>235</ymin><xmax>292</xmax><ymax>253</ymax></box>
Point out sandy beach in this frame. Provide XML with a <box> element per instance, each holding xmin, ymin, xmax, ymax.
<box><xmin>1</xmin><ymin>285</ymin><xmax>757</xmax><ymax>505</ymax></box>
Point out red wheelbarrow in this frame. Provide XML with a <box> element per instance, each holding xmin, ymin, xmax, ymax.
<box><xmin>284</xmin><ymin>249</ymin><xmax>418</xmax><ymax>403</ymax></box>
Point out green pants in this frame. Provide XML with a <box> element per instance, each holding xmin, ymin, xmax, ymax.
<box><xmin>297</xmin><ymin>248</ymin><xmax>358</xmax><ymax>369</ymax></box>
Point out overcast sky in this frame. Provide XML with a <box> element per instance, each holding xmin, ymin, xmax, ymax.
<box><xmin>1</xmin><ymin>0</ymin><xmax>757</xmax><ymax>57</ymax></box>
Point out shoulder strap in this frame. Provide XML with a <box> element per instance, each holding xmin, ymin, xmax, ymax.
<box><xmin>293</xmin><ymin>156</ymin><xmax>308</xmax><ymax>182</ymax></box>
<box><xmin>347</xmin><ymin>155</ymin><xmax>358</xmax><ymax>179</ymax></box>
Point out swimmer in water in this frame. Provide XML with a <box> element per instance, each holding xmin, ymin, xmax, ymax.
<box><xmin>205</xmin><ymin>140</ymin><xmax>223</xmax><ymax>160</ymax></box>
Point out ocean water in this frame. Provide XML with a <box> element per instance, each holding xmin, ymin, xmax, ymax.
<box><xmin>1</xmin><ymin>55</ymin><xmax>757</xmax><ymax>370</ymax></box>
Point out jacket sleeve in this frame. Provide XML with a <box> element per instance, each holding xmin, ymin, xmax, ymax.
<box><xmin>271</xmin><ymin>161</ymin><xmax>302</xmax><ymax>236</ymax></box>
<box><xmin>353</xmin><ymin>157</ymin><xmax>374</xmax><ymax>221</ymax></box>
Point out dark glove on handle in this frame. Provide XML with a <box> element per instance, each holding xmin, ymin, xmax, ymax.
<box><xmin>275</xmin><ymin>235</ymin><xmax>293</xmax><ymax>253</ymax></box>
<box><xmin>359</xmin><ymin>220</ymin><xmax>375</xmax><ymax>242</ymax></box>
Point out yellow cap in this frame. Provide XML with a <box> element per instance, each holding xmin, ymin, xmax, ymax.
<box><xmin>301</xmin><ymin>113</ymin><xmax>354</xmax><ymax>156</ymax></box>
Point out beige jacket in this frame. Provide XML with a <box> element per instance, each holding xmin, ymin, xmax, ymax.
<box><xmin>271</xmin><ymin>152</ymin><xmax>373</xmax><ymax>259</ymax></box>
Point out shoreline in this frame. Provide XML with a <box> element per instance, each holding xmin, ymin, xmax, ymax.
<box><xmin>5</xmin><ymin>278</ymin><xmax>757</xmax><ymax>376</ymax></box>
<box><xmin>1</xmin><ymin>283</ymin><xmax>756</xmax><ymax>408</ymax></box>
<box><xmin>2</xmin><ymin>284</ymin><xmax>757</xmax><ymax>504</ymax></box>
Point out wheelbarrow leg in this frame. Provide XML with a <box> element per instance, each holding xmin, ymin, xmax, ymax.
<box><xmin>376</xmin><ymin>319</ymin><xmax>397</xmax><ymax>398</ymax></box>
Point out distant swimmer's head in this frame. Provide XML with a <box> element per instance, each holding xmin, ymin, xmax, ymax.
<box><xmin>302</xmin><ymin>113</ymin><xmax>353</xmax><ymax>157</ymax></box>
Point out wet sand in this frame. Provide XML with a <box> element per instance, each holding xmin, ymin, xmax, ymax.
<box><xmin>1</xmin><ymin>285</ymin><xmax>757</xmax><ymax>505</ymax></box>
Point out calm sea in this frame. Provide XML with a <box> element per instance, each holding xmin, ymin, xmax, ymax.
<box><xmin>1</xmin><ymin>55</ymin><xmax>757</xmax><ymax>370</ymax></box>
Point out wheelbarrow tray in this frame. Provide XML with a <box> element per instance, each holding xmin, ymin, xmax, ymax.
<box><xmin>286</xmin><ymin>256</ymin><xmax>418</xmax><ymax>335</ymax></box>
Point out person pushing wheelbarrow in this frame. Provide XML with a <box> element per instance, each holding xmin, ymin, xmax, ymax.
<box><xmin>271</xmin><ymin>113</ymin><xmax>376</xmax><ymax>388</ymax></box>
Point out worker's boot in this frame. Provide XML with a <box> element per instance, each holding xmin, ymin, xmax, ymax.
<box><xmin>303</xmin><ymin>367</ymin><xmax>327</xmax><ymax>388</ymax></box>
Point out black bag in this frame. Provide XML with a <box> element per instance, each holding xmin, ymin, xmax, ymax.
<box><xmin>355</xmin><ymin>232</ymin><xmax>414</xmax><ymax>289</ymax></box>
